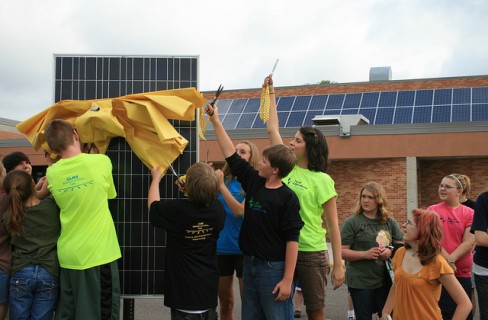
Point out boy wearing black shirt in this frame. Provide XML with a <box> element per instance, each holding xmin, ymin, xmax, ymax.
<box><xmin>148</xmin><ymin>163</ymin><xmax>225</xmax><ymax>320</ymax></box>
<box><xmin>207</xmin><ymin>104</ymin><xmax>304</xmax><ymax>320</ymax></box>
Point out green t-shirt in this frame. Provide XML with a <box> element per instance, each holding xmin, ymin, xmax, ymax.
<box><xmin>283</xmin><ymin>165</ymin><xmax>337</xmax><ymax>252</ymax></box>
<box><xmin>340</xmin><ymin>213</ymin><xmax>403</xmax><ymax>289</ymax></box>
<box><xmin>10</xmin><ymin>196</ymin><xmax>61</xmax><ymax>278</ymax></box>
<box><xmin>47</xmin><ymin>153</ymin><xmax>121</xmax><ymax>269</ymax></box>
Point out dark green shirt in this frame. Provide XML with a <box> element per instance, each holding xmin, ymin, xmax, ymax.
<box><xmin>10</xmin><ymin>196</ymin><xmax>60</xmax><ymax>278</ymax></box>
<box><xmin>341</xmin><ymin>213</ymin><xmax>402</xmax><ymax>289</ymax></box>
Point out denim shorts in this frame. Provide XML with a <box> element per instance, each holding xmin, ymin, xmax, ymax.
<box><xmin>0</xmin><ymin>268</ymin><xmax>9</xmax><ymax>304</ymax></box>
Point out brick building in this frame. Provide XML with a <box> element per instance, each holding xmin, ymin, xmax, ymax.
<box><xmin>2</xmin><ymin>75</ymin><xmax>488</xmax><ymax>228</ymax></box>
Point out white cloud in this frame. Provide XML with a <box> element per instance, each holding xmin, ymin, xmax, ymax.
<box><xmin>1</xmin><ymin>0</ymin><xmax>487</xmax><ymax>121</ymax></box>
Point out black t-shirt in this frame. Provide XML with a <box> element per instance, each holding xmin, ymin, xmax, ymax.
<box><xmin>471</xmin><ymin>192</ymin><xmax>488</xmax><ymax>268</ymax></box>
<box><xmin>462</xmin><ymin>198</ymin><xmax>477</xmax><ymax>210</ymax></box>
<box><xmin>149</xmin><ymin>198</ymin><xmax>225</xmax><ymax>310</ymax></box>
<box><xmin>226</xmin><ymin>152</ymin><xmax>303</xmax><ymax>261</ymax></box>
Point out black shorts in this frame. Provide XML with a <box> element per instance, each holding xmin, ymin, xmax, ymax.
<box><xmin>217</xmin><ymin>254</ymin><xmax>244</xmax><ymax>278</ymax></box>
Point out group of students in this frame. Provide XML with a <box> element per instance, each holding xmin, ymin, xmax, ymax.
<box><xmin>150</xmin><ymin>75</ymin><xmax>488</xmax><ymax>320</ymax></box>
<box><xmin>1</xmin><ymin>76</ymin><xmax>488</xmax><ymax>320</ymax></box>
<box><xmin>0</xmin><ymin>119</ymin><xmax>122</xmax><ymax>320</ymax></box>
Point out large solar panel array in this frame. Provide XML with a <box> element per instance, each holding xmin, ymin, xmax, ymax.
<box><xmin>210</xmin><ymin>87</ymin><xmax>488</xmax><ymax>130</ymax></box>
<box><xmin>54</xmin><ymin>55</ymin><xmax>199</xmax><ymax>295</ymax></box>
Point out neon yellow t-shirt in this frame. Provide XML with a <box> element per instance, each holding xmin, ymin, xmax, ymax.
<box><xmin>284</xmin><ymin>165</ymin><xmax>337</xmax><ymax>252</ymax></box>
<box><xmin>47</xmin><ymin>153</ymin><xmax>121</xmax><ymax>269</ymax></box>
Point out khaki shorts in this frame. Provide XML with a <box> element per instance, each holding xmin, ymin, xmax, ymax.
<box><xmin>295</xmin><ymin>250</ymin><xmax>330</xmax><ymax>311</ymax></box>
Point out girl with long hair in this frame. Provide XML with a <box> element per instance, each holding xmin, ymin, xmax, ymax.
<box><xmin>266</xmin><ymin>76</ymin><xmax>344</xmax><ymax>320</ymax></box>
<box><xmin>3</xmin><ymin>170</ymin><xmax>60</xmax><ymax>319</ymax></box>
<box><xmin>427</xmin><ymin>174</ymin><xmax>475</xmax><ymax>319</ymax></box>
<box><xmin>214</xmin><ymin>140</ymin><xmax>259</xmax><ymax>320</ymax></box>
<box><xmin>381</xmin><ymin>209</ymin><xmax>471</xmax><ymax>320</ymax></box>
<box><xmin>341</xmin><ymin>182</ymin><xmax>403</xmax><ymax>320</ymax></box>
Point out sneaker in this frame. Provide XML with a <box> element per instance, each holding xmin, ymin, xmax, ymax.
<box><xmin>348</xmin><ymin>317</ymin><xmax>355</xmax><ymax>320</ymax></box>
<box><xmin>294</xmin><ymin>310</ymin><xmax>301</xmax><ymax>318</ymax></box>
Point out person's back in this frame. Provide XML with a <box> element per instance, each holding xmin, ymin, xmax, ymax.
<box><xmin>44</xmin><ymin>119</ymin><xmax>121</xmax><ymax>320</ymax></box>
<box><xmin>148</xmin><ymin>162</ymin><xmax>225</xmax><ymax>319</ymax></box>
<box><xmin>47</xmin><ymin>153</ymin><xmax>120</xmax><ymax>268</ymax></box>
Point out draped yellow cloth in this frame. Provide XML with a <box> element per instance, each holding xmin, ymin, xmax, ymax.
<box><xmin>16</xmin><ymin>88</ymin><xmax>206</xmax><ymax>170</ymax></box>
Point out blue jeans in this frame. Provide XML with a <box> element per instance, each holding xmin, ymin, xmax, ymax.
<box><xmin>9</xmin><ymin>264</ymin><xmax>59</xmax><ymax>320</ymax></box>
<box><xmin>242</xmin><ymin>256</ymin><xmax>293</xmax><ymax>320</ymax></box>
<box><xmin>439</xmin><ymin>276</ymin><xmax>473</xmax><ymax>320</ymax></box>
<box><xmin>349</xmin><ymin>286</ymin><xmax>389</xmax><ymax>320</ymax></box>
<box><xmin>0</xmin><ymin>268</ymin><xmax>9</xmax><ymax>304</ymax></box>
<box><xmin>475</xmin><ymin>274</ymin><xmax>488</xmax><ymax>320</ymax></box>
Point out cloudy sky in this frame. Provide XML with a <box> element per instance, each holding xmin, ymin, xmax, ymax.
<box><xmin>1</xmin><ymin>0</ymin><xmax>487</xmax><ymax>121</ymax></box>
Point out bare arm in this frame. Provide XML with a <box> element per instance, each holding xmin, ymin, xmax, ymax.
<box><xmin>323</xmin><ymin>197</ymin><xmax>345</xmax><ymax>289</ymax></box>
<box><xmin>207</xmin><ymin>105</ymin><xmax>236</xmax><ymax>158</ymax></box>
<box><xmin>215</xmin><ymin>169</ymin><xmax>245</xmax><ymax>217</ymax></box>
<box><xmin>445</xmin><ymin>227</ymin><xmax>475</xmax><ymax>262</ymax></box>
<box><xmin>439</xmin><ymin>273</ymin><xmax>472</xmax><ymax>319</ymax></box>
<box><xmin>272</xmin><ymin>241</ymin><xmax>298</xmax><ymax>301</ymax></box>
<box><xmin>148</xmin><ymin>167</ymin><xmax>163</xmax><ymax>208</ymax></box>
<box><xmin>380</xmin><ymin>283</ymin><xmax>395</xmax><ymax>319</ymax></box>
<box><xmin>264</xmin><ymin>76</ymin><xmax>283</xmax><ymax>145</ymax></box>
<box><xmin>475</xmin><ymin>230</ymin><xmax>488</xmax><ymax>247</ymax></box>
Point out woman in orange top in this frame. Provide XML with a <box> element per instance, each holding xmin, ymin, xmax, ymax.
<box><xmin>380</xmin><ymin>209</ymin><xmax>471</xmax><ymax>320</ymax></box>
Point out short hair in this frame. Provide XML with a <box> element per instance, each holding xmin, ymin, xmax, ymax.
<box><xmin>300</xmin><ymin>126</ymin><xmax>330</xmax><ymax>173</ymax></box>
<box><xmin>44</xmin><ymin>119</ymin><xmax>75</xmax><ymax>153</ymax></box>
<box><xmin>352</xmin><ymin>182</ymin><xmax>392</xmax><ymax>223</ymax></box>
<box><xmin>2</xmin><ymin>151</ymin><xmax>30</xmax><ymax>173</ymax></box>
<box><xmin>185</xmin><ymin>163</ymin><xmax>219</xmax><ymax>207</ymax></box>
<box><xmin>262</xmin><ymin>144</ymin><xmax>296</xmax><ymax>178</ymax></box>
<box><xmin>406</xmin><ymin>209</ymin><xmax>443</xmax><ymax>266</ymax></box>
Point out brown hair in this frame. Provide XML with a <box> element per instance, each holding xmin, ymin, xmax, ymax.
<box><xmin>352</xmin><ymin>182</ymin><xmax>392</xmax><ymax>223</ymax></box>
<box><xmin>185</xmin><ymin>163</ymin><xmax>219</xmax><ymax>206</ymax></box>
<box><xmin>262</xmin><ymin>144</ymin><xmax>296</xmax><ymax>178</ymax></box>
<box><xmin>44</xmin><ymin>119</ymin><xmax>75</xmax><ymax>153</ymax></box>
<box><xmin>3</xmin><ymin>170</ymin><xmax>35</xmax><ymax>235</ymax></box>
<box><xmin>222</xmin><ymin>140</ymin><xmax>260</xmax><ymax>177</ymax></box>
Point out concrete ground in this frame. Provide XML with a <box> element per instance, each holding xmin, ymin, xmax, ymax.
<box><xmin>123</xmin><ymin>278</ymin><xmax>481</xmax><ymax>319</ymax></box>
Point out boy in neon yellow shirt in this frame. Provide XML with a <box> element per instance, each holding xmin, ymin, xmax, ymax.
<box><xmin>45</xmin><ymin>119</ymin><xmax>121</xmax><ymax>320</ymax></box>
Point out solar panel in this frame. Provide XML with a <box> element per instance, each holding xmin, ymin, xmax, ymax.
<box><xmin>55</xmin><ymin>55</ymin><xmax>199</xmax><ymax>295</ymax></box>
<box><xmin>215</xmin><ymin>87</ymin><xmax>488</xmax><ymax>129</ymax></box>
<box><xmin>397</xmin><ymin>91</ymin><xmax>415</xmax><ymax>107</ymax></box>
<box><xmin>343</xmin><ymin>93</ymin><xmax>361</xmax><ymax>109</ymax></box>
<box><xmin>326</xmin><ymin>94</ymin><xmax>345</xmax><ymax>109</ymax></box>
<box><xmin>415</xmin><ymin>90</ymin><xmax>433</xmax><ymax>106</ymax></box>
<box><xmin>378</xmin><ymin>92</ymin><xmax>397</xmax><ymax>108</ymax></box>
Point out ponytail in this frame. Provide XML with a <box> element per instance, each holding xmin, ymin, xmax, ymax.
<box><xmin>3</xmin><ymin>170</ymin><xmax>34</xmax><ymax>236</ymax></box>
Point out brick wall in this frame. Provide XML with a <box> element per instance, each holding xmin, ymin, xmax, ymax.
<box><xmin>329</xmin><ymin>158</ymin><xmax>408</xmax><ymax>228</ymax></box>
<box><xmin>418</xmin><ymin>158</ymin><xmax>488</xmax><ymax>208</ymax></box>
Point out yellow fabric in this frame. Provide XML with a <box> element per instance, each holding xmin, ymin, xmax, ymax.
<box><xmin>259</xmin><ymin>85</ymin><xmax>270</xmax><ymax>123</ymax></box>
<box><xmin>16</xmin><ymin>88</ymin><xmax>206</xmax><ymax>170</ymax></box>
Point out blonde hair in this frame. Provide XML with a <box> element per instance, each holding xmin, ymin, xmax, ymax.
<box><xmin>222</xmin><ymin>140</ymin><xmax>260</xmax><ymax>178</ymax></box>
<box><xmin>451</xmin><ymin>173</ymin><xmax>471</xmax><ymax>197</ymax></box>
<box><xmin>352</xmin><ymin>182</ymin><xmax>392</xmax><ymax>223</ymax></box>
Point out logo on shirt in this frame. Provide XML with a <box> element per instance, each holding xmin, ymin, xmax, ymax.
<box><xmin>185</xmin><ymin>222</ymin><xmax>214</xmax><ymax>241</ymax></box>
<box><xmin>287</xmin><ymin>178</ymin><xmax>308</xmax><ymax>191</ymax></box>
<box><xmin>57</xmin><ymin>175</ymin><xmax>94</xmax><ymax>193</ymax></box>
<box><xmin>248</xmin><ymin>197</ymin><xmax>267</xmax><ymax>214</ymax></box>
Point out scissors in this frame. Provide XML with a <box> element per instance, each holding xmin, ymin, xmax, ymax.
<box><xmin>166</xmin><ymin>160</ymin><xmax>179</xmax><ymax>179</ymax></box>
<box><xmin>207</xmin><ymin>84</ymin><xmax>224</xmax><ymax>116</ymax></box>
<box><xmin>210</xmin><ymin>84</ymin><xmax>224</xmax><ymax>106</ymax></box>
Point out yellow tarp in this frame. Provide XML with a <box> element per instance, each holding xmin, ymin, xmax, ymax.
<box><xmin>16</xmin><ymin>88</ymin><xmax>206</xmax><ymax>170</ymax></box>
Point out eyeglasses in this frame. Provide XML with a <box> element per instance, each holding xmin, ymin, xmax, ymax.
<box><xmin>439</xmin><ymin>184</ymin><xmax>457</xmax><ymax>190</ymax></box>
<box><xmin>406</xmin><ymin>219</ymin><xmax>416</xmax><ymax>226</ymax></box>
